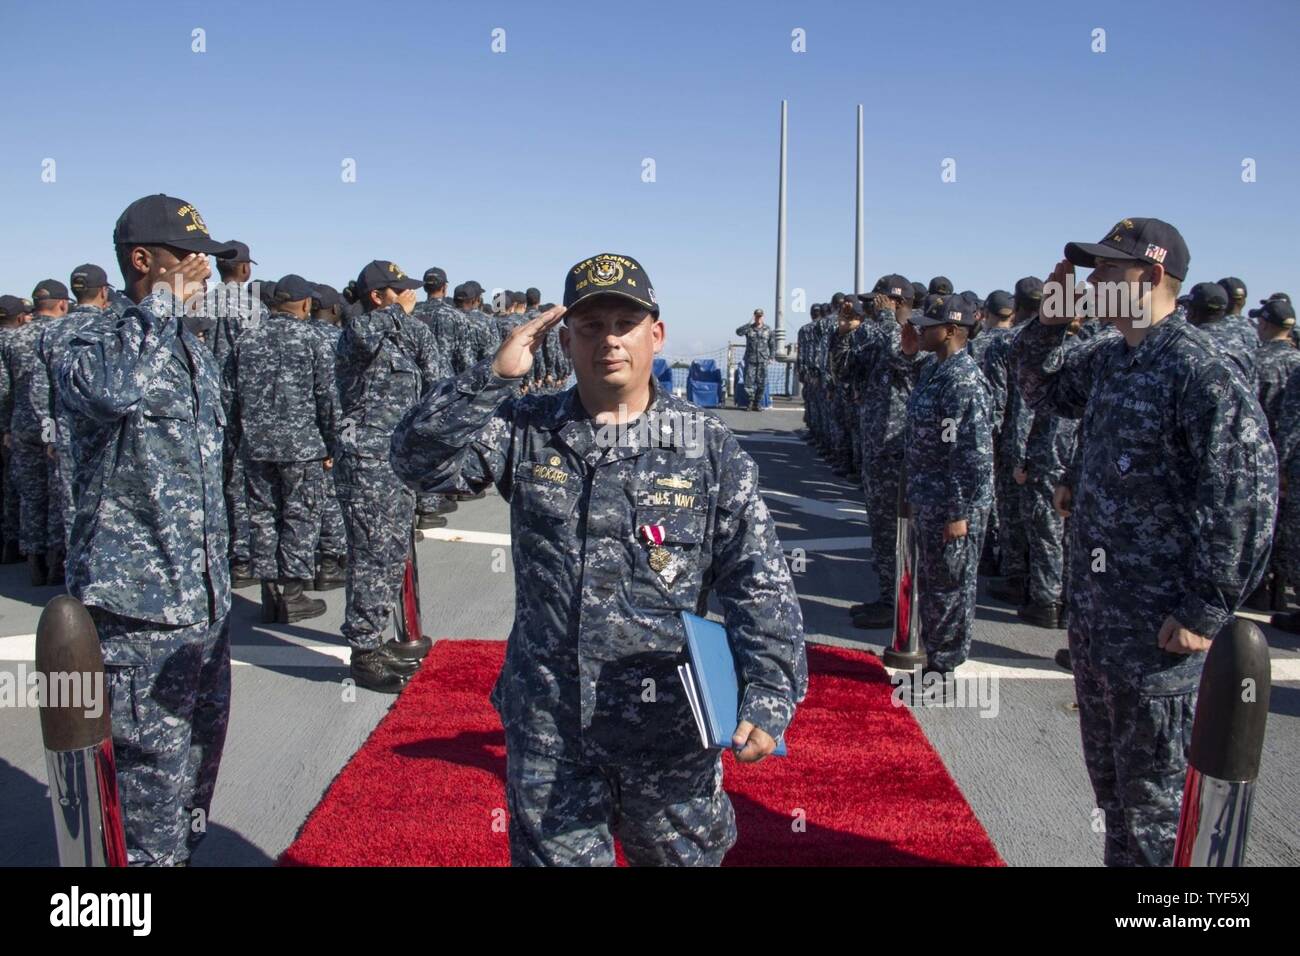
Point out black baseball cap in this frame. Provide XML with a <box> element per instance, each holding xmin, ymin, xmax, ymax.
<box><xmin>113</xmin><ymin>194</ymin><xmax>238</xmax><ymax>258</ymax></box>
<box><xmin>422</xmin><ymin>267</ymin><xmax>447</xmax><ymax>287</ymax></box>
<box><xmin>258</xmin><ymin>280</ymin><xmax>278</xmax><ymax>306</ymax></box>
<box><xmin>910</xmin><ymin>281</ymin><xmax>927</xmax><ymax>309</ymax></box>
<box><xmin>1258</xmin><ymin>298</ymin><xmax>1296</xmax><ymax>328</ymax></box>
<box><xmin>454</xmin><ymin>280</ymin><xmax>485</xmax><ymax>301</ymax></box>
<box><xmin>986</xmin><ymin>290</ymin><xmax>1014</xmax><ymax>317</ymax></box>
<box><xmin>872</xmin><ymin>274</ymin><xmax>912</xmax><ymax>300</ymax></box>
<box><xmin>1217</xmin><ymin>277</ymin><xmax>1246</xmax><ymax>303</ymax></box>
<box><xmin>1014</xmin><ymin>276</ymin><xmax>1044</xmax><ymax>307</ymax></box>
<box><xmin>355</xmin><ymin>260</ymin><xmax>421</xmax><ymax>301</ymax></box>
<box><xmin>69</xmin><ymin>264</ymin><xmax>109</xmax><ymax>294</ymax></box>
<box><xmin>563</xmin><ymin>253</ymin><xmax>659</xmax><ymax>316</ymax></box>
<box><xmin>32</xmin><ymin>279</ymin><xmax>69</xmax><ymax>301</ymax></box>
<box><xmin>912</xmin><ymin>293</ymin><xmax>979</xmax><ymax>329</ymax></box>
<box><xmin>312</xmin><ymin>283</ymin><xmax>342</xmax><ymax>311</ymax></box>
<box><xmin>0</xmin><ymin>295</ymin><xmax>33</xmax><ymax>321</ymax></box>
<box><xmin>224</xmin><ymin>240</ymin><xmax>256</xmax><ymax>264</ymax></box>
<box><xmin>1190</xmin><ymin>282</ymin><xmax>1228</xmax><ymax>315</ymax></box>
<box><xmin>273</xmin><ymin>274</ymin><xmax>316</xmax><ymax>304</ymax></box>
<box><xmin>1064</xmin><ymin>217</ymin><xmax>1190</xmax><ymax>281</ymax></box>
<box><xmin>1249</xmin><ymin>293</ymin><xmax>1291</xmax><ymax>318</ymax></box>
<box><xmin>928</xmin><ymin>276</ymin><xmax>953</xmax><ymax>296</ymax></box>
<box><xmin>959</xmin><ymin>290</ymin><xmax>984</xmax><ymax>308</ymax></box>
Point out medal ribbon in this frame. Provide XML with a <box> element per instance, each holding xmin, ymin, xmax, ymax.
<box><xmin>638</xmin><ymin>524</ymin><xmax>665</xmax><ymax>546</ymax></box>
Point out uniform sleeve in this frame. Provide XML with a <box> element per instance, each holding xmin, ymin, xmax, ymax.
<box><xmin>1014</xmin><ymin>317</ymin><xmax>1099</xmax><ymax>418</ymax></box>
<box><xmin>390</xmin><ymin>359</ymin><xmax>521</xmax><ymax>497</ymax></box>
<box><xmin>339</xmin><ymin>306</ymin><xmax>402</xmax><ymax>368</ymax></box>
<box><xmin>735</xmin><ymin>324</ymin><xmax>750</xmax><ymax>337</ymax></box>
<box><xmin>938</xmin><ymin>381</ymin><xmax>990</xmax><ymax>523</ymax></box>
<box><xmin>312</xmin><ymin>333</ymin><xmax>338</xmax><ymax>459</ymax></box>
<box><xmin>0</xmin><ymin>343</ymin><xmax>12</xmax><ymax>429</ymax></box>
<box><xmin>980</xmin><ymin>338</ymin><xmax>1009</xmax><ymax>436</ymax></box>
<box><xmin>708</xmin><ymin>433</ymin><xmax>808</xmax><ymax>741</ymax></box>
<box><xmin>1275</xmin><ymin>364</ymin><xmax>1300</xmax><ymax>469</ymax></box>
<box><xmin>58</xmin><ymin>296</ymin><xmax>181</xmax><ymax>423</ymax></box>
<box><xmin>32</xmin><ymin>333</ymin><xmax>55</xmax><ymax>443</ymax></box>
<box><xmin>1173</xmin><ymin>364</ymin><xmax>1278</xmax><ymax>636</ymax></box>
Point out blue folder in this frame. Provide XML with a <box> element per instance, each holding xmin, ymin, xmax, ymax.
<box><xmin>677</xmin><ymin>612</ymin><xmax>787</xmax><ymax>757</ymax></box>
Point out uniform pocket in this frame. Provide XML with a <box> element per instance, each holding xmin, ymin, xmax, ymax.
<box><xmin>629</xmin><ymin>507</ymin><xmax>707</xmax><ymax>607</ymax></box>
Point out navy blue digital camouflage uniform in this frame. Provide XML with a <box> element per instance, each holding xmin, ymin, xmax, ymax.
<box><xmin>57</xmin><ymin>288</ymin><xmax>232</xmax><ymax>866</ymax></box>
<box><xmin>1253</xmin><ymin>337</ymin><xmax>1300</xmax><ymax>593</ymax></box>
<box><xmin>735</xmin><ymin>321</ymin><xmax>774</xmax><ymax>408</ymax></box>
<box><xmin>1015</xmin><ymin>309</ymin><xmax>1276</xmax><ymax>867</ymax></box>
<box><xmin>232</xmin><ymin>311</ymin><xmax>338</xmax><ymax>582</ymax></box>
<box><xmin>0</xmin><ymin>317</ymin><xmax>58</xmax><ymax>557</ymax></box>
<box><xmin>1195</xmin><ymin>313</ymin><xmax>1258</xmax><ymax>387</ymax></box>
<box><xmin>390</xmin><ymin>362</ymin><xmax>808</xmax><ymax>866</ymax></box>
<box><xmin>905</xmin><ymin>349</ymin><xmax>994</xmax><ymax>669</ymax></box>
<box><xmin>335</xmin><ymin>303</ymin><xmax>447</xmax><ymax>650</ymax></box>
<box><xmin>206</xmin><ymin>281</ymin><xmax>267</xmax><ymax>569</ymax></box>
<box><xmin>1271</xmin><ymin>363</ymin><xmax>1300</xmax><ymax>584</ymax></box>
<box><xmin>306</xmin><ymin>317</ymin><xmax>347</xmax><ymax>563</ymax></box>
<box><xmin>37</xmin><ymin>304</ymin><xmax>111</xmax><ymax>553</ymax></box>
<box><xmin>832</xmin><ymin>310</ymin><xmax>922</xmax><ymax>606</ymax></box>
<box><xmin>982</xmin><ymin>324</ymin><xmax>1034</xmax><ymax>585</ymax></box>
<box><xmin>0</xmin><ymin>324</ymin><xmax>19</xmax><ymax>548</ymax></box>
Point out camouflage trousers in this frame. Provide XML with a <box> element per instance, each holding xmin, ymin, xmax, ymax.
<box><xmin>994</xmin><ymin>457</ymin><xmax>1028</xmax><ymax>579</ymax></box>
<box><xmin>914</xmin><ymin>505</ymin><xmax>989</xmax><ymax>671</ymax></box>
<box><xmin>92</xmin><ymin>608</ymin><xmax>231</xmax><ymax>867</ymax></box>
<box><xmin>1025</xmin><ymin>477</ymin><xmax>1066</xmax><ymax>605</ymax></box>
<box><xmin>51</xmin><ymin>440</ymin><xmax>72</xmax><ymax>553</ymax></box>
<box><xmin>1276</xmin><ymin>463</ymin><xmax>1300</xmax><ymax>583</ymax></box>
<box><xmin>12</xmin><ymin>437</ymin><xmax>49</xmax><ymax>555</ymax></box>
<box><xmin>1069</xmin><ymin>632</ymin><xmax>1196</xmax><ymax>867</ymax></box>
<box><xmin>245</xmin><ymin>458</ymin><xmax>325</xmax><ymax>582</ymax></box>
<box><xmin>863</xmin><ymin>452</ymin><xmax>903</xmax><ymax>603</ymax></box>
<box><xmin>335</xmin><ymin>454</ymin><xmax>414</xmax><ymax>650</ymax></box>
<box><xmin>827</xmin><ymin>390</ymin><xmax>852</xmax><ymax>463</ymax></box>
<box><xmin>1</xmin><ymin>445</ymin><xmax>17</xmax><ymax>544</ymax></box>
<box><xmin>224</xmin><ymin>442</ymin><xmax>250</xmax><ymax>564</ymax></box>
<box><xmin>743</xmin><ymin>361</ymin><xmax>767</xmax><ymax>408</ymax></box>
<box><xmin>506</xmin><ymin>742</ymin><xmax>736</xmax><ymax>867</ymax></box>
<box><xmin>319</xmin><ymin>466</ymin><xmax>346</xmax><ymax>561</ymax></box>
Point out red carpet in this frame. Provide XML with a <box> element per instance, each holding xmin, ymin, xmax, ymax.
<box><xmin>280</xmin><ymin>641</ymin><xmax>1002</xmax><ymax>866</ymax></box>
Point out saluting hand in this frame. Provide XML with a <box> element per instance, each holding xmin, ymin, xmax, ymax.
<box><xmin>491</xmin><ymin>306</ymin><xmax>566</xmax><ymax>379</ymax></box>
<box><xmin>1040</xmin><ymin>259</ymin><xmax>1077</xmax><ymax>327</ymax></box>
<box><xmin>155</xmin><ymin>253</ymin><xmax>211</xmax><ymax>302</ymax></box>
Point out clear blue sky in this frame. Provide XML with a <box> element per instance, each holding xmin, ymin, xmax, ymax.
<box><xmin>1</xmin><ymin>0</ymin><xmax>1296</xmax><ymax>357</ymax></box>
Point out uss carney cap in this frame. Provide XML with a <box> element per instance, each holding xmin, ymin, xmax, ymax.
<box><xmin>224</xmin><ymin>240</ymin><xmax>256</xmax><ymax>264</ymax></box>
<box><xmin>1064</xmin><ymin>217</ymin><xmax>1190</xmax><ymax>280</ymax></box>
<box><xmin>113</xmin><ymin>194</ymin><xmax>238</xmax><ymax>258</ymax></box>
<box><xmin>872</xmin><ymin>274</ymin><xmax>912</xmax><ymax>300</ymax></box>
<box><xmin>1258</xmin><ymin>298</ymin><xmax>1296</xmax><ymax>328</ymax></box>
<box><xmin>273</xmin><ymin>274</ymin><xmax>317</xmax><ymax>304</ymax></box>
<box><xmin>69</xmin><ymin>264</ymin><xmax>108</xmax><ymax>293</ymax></box>
<box><xmin>32</xmin><ymin>279</ymin><xmax>69</xmax><ymax>301</ymax></box>
<box><xmin>1190</xmin><ymin>281</ymin><xmax>1229</xmax><ymax>315</ymax></box>
<box><xmin>563</xmin><ymin>253</ymin><xmax>659</xmax><ymax>316</ymax></box>
<box><xmin>986</xmin><ymin>290</ymin><xmax>1014</xmax><ymax>317</ymax></box>
<box><xmin>1217</xmin><ymin>276</ymin><xmax>1246</xmax><ymax>303</ymax></box>
<box><xmin>422</xmin><ymin>267</ymin><xmax>447</xmax><ymax>286</ymax></box>
<box><xmin>911</xmin><ymin>293</ymin><xmax>979</xmax><ymax>328</ymax></box>
<box><xmin>354</xmin><ymin>260</ymin><xmax>422</xmax><ymax>300</ymax></box>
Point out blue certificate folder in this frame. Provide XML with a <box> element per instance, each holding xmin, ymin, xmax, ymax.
<box><xmin>677</xmin><ymin>612</ymin><xmax>787</xmax><ymax>757</ymax></box>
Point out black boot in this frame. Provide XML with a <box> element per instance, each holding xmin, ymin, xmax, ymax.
<box><xmin>1271</xmin><ymin>610</ymin><xmax>1300</xmax><ymax>634</ymax></box>
<box><xmin>433</xmin><ymin>498</ymin><xmax>458</xmax><ymax>516</ymax></box>
<box><xmin>230</xmin><ymin>560</ymin><xmax>257</xmax><ymax>590</ymax></box>
<box><xmin>383</xmin><ymin>637</ymin><xmax>430</xmax><ymax>675</ymax></box>
<box><xmin>416</xmin><ymin>512</ymin><xmax>447</xmax><ymax>530</ymax></box>
<box><xmin>1244</xmin><ymin>576</ymin><xmax>1272</xmax><ymax>612</ymax></box>
<box><xmin>1271</xmin><ymin>574</ymin><xmax>1289</xmax><ymax>612</ymax></box>
<box><xmin>1053</xmin><ymin>648</ymin><xmax>1072</xmax><ymax>671</ymax></box>
<box><xmin>852</xmin><ymin>601</ymin><xmax>894</xmax><ymax>629</ymax></box>
<box><xmin>1</xmin><ymin>539</ymin><xmax>21</xmax><ymax>564</ymax></box>
<box><xmin>46</xmin><ymin>548</ymin><xmax>65</xmax><ymax>586</ymax></box>
<box><xmin>260</xmin><ymin>580</ymin><xmax>281</xmax><ymax>624</ymax></box>
<box><xmin>28</xmin><ymin>552</ymin><xmax>48</xmax><ymax>587</ymax></box>
<box><xmin>277</xmin><ymin>579</ymin><xmax>326</xmax><ymax>624</ymax></box>
<box><xmin>313</xmin><ymin>555</ymin><xmax>346</xmax><ymax>591</ymax></box>
<box><xmin>350</xmin><ymin>646</ymin><xmax>409</xmax><ymax>694</ymax></box>
<box><xmin>1018</xmin><ymin>602</ymin><xmax>1064</xmax><ymax>629</ymax></box>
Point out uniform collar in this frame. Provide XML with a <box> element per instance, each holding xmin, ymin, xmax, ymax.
<box><xmin>1121</xmin><ymin>310</ymin><xmax>1184</xmax><ymax>369</ymax></box>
